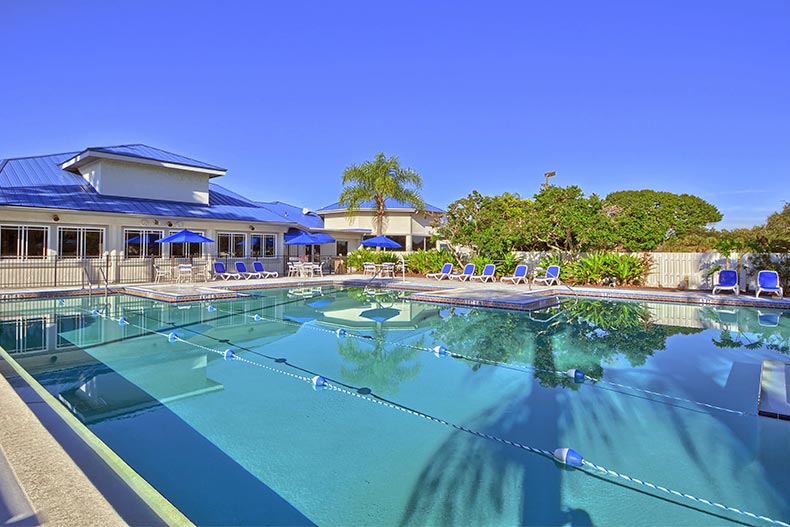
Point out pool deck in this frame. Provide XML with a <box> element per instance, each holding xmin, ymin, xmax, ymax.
<box><xmin>0</xmin><ymin>273</ymin><xmax>788</xmax><ymax>525</ymax></box>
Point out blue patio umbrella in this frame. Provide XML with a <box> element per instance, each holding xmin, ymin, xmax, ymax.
<box><xmin>311</xmin><ymin>233</ymin><xmax>336</xmax><ymax>244</ymax></box>
<box><xmin>360</xmin><ymin>235</ymin><xmax>401</xmax><ymax>249</ymax></box>
<box><xmin>360</xmin><ymin>307</ymin><xmax>400</xmax><ymax>323</ymax></box>
<box><xmin>156</xmin><ymin>229</ymin><xmax>215</xmax><ymax>244</ymax></box>
<box><xmin>284</xmin><ymin>232</ymin><xmax>321</xmax><ymax>245</ymax></box>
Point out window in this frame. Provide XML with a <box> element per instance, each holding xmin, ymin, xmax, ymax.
<box><xmin>336</xmin><ymin>241</ymin><xmax>348</xmax><ymax>256</ymax></box>
<box><xmin>251</xmin><ymin>234</ymin><xmax>276</xmax><ymax>257</ymax></box>
<box><xmin>58</xmin><ymin>227</ymin><xmax>104</xmax><ymax>258</ymax></box>
<box><xmin>0</xmin><ymin>226</ymin><xmax>48</xmax><ymax>258</ymax></box>
<box><xmin>169</xmin><ymin>230</ymin><xmax>203</xmax><ymax>258</ymax></box>
<box><xmin>124</xmin><ymin>229</ymin><xmax>163</xmax><ymax>258</ymax></box>
<box><xmin>218</xmin><ymin>233</ymin><xmax>245</xmax><ymax>257</ymax></box>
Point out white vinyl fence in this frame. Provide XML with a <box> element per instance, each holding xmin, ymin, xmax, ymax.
<box><xmin>513</xmin><ymin>252</ymin><xmax>785</xmax><ymax>292</ymax></box>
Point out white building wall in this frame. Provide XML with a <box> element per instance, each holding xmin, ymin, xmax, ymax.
<box><xmin>79</xmin><ymin>159</ymin><xmax>211</xmax><ymax>204</ymax></box>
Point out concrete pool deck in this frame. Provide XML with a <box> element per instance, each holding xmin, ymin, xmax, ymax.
<box><xmin>0</xmin><ymin>274</ymin><xmax>788</xmax><ymax>525</ymax></box>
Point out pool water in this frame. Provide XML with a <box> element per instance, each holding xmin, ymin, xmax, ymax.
<box><xmin>1</xmin><ymin>288</ymin><xmax>789</xmax><ymax>526</ymax></box>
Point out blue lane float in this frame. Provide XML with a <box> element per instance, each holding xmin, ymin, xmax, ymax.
<box><xmin>223</xmin><ymin>349</ymin><xmax>235</xmax><ymax>361</ymax></box>
<box><xmin>57</xmin><ymin>299</ymin><xmax>65</xmax><ymax>306</ymax></box>
<box><xmin>118</xmin><ymin>317</ymin><xmax>129</xmax><ymax>326</ymax></box>
<box><xmin>553</xmin><ymin>447</ymin><xmax>584</xmax><ymax>467</ymax></box>
<box><xmin>567</xmin><ymin>369</ymin><xmax>585</xmax><ymax>383</ymax></box>
<box><xmin>336</xmin><ymin>328</ymin><xmax>346</xmax><ymax>337</ymax></box>
<box><xmin>168</xmin><ymin>332</ymin><xmax>178</xmax><ymax>343</ymax></box>
<box><xmin>312</xmin><ymin>375</ymin><xmax>327</xmax><ymax>387</ymax></box>
<box><xmin>433</xmin><ymin>345</ymin><xmax>449</xmax><ymax>357</ymax></box>
<box><xmin>253</xmin><ymin>314</ymin><xmax>262</xmax><ymax>321</ymax></box>
<box><xmin>207</xmin><ymin>304</ymin><xmax>216</xmax><ymax>312</ymax></box>
<box><xmin>91</xmin><ymin>308</ymin><xmax>100</xmax><ymax>317</ymax></box>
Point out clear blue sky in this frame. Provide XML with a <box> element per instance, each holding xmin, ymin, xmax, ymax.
<box><xmin>1</xmin><ymin>1</ymin><xmax>788</xmax><ymax>229</ymax></box>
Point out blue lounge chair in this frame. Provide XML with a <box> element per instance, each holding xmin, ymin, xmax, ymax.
<box><xmin>470</xmin><ymin>264</ymin><xmax>496</xmax><ymax>282</ymax></box>
<box><xmin>426</xmin><ymin>263</ymin><xmax>453</xmax><ymax>280</ymax></box>
<box><xmin>253</xmin><ymin>261</ymin><xmax>278</xmax><ymax>278</ymax></box>
<box><xmin>236</xmin><ymin>261</ymin><xmax>261</xmax><ymax>279</ymax></box>
<box><xmin>756</xmin><ymin>270</ymin><xmax>782</xmax><ymax>298</ymax></box>
<box><xmin>501</xmin><ymin>264</ymin><xmax>528</xmax><ymax>285</ymax></box>
<box><xmin>449</xmin><ymin>263</ymin><xmax>475</xmax><ymax>281</ymax></box>
<box><xmin>213</xmin><ymin>262</ymin><xmax>241</xmax><ymax>280</ymax></box>
<box><xmin>533</xmin><ymin>265</ymin><xmax>560</xmax><ymax>286</ymax></box>
<box><xmin>712</xmin><ymin>269</ymin><xmax>739</xmax><ymax>295</ymax></box>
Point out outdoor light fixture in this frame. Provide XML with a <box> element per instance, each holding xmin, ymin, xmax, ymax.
<box><xmin>167</xmin><ymin>221</ymin><xmax>173</xmax><ymax>227</ymax></box>
<box><xmin>52</xmin><ymin>214</ymin><xmax>60</xmax><ymax>222</ymax></box>
<box><xmin>250</xmin><ymin>225</ymin><xmax>255</xmax><ymax>231</ymax></box>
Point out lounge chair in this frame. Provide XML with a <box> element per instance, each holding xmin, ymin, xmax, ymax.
<box><xmin>236</xmin><ymin>261</ymin><xmax>261</xmax><ymax>279</ymax></box>
<box><xmin>154</xmin><ymin>264</ymin><xmax>171</xmax><ymax>283</ymax></box>
<box><xmin>470</xmin><ymin>264</ymin><xmax>496</xmax><ymax>282</ymax></box>
<box><xmin>213</xmin><ymin>262</ymin><xmax>241</xmax><ymax>280</ymax></box>
<box><xmin>449</xmin><ymin>263</ymin><xmax>475</xmax><ymax>281</ymax></box>
<box><xmin>533</xmin><ymin>265</ymin><xmax>561</xmax><ymax>286</ymax></box>
<box><xmin>501</xmin><ymin>264</ymin><xmax>528</xmax><ymax>285</ymax></box>
<box><xmin>426</xmin><ymin>263</ymin><xmax>453</xmax><ymax>280</ymax></box>
<box><xmin>712</xmin><ymin>269</ymin><xmax>739</xmax><ymax>295</ymax></box>
<box><xmin>253</xmin><ymin>261</ymin><xmax>278</xmax><ymax>278</ymax></box>
<box><xmin>756</xmin><ymin>270</ymin><xmax>783</xmax><ymax>298</ymax></box>
<box><xmin>380</xmin><ymin>262</ymin><xmax>395</xmax><ymax>278</ymax></box>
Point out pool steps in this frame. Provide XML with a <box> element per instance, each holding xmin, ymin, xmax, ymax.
<box><xmin>758</xmin><ymin>361</ymin><xmax>790</xmax><ymax>420</ymax></box>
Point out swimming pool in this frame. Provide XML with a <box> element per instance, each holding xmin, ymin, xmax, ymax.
<box><xmin>1</xmin><ymin>287</ymin><xmax>788</xmax><ymax>526</ymax></box>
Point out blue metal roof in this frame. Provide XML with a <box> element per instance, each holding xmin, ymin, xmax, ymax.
<box><xmin>258</xmin><ymin>201</ymin><xmax>325</xmax><ymax>230</ymax></box>
<box><xmin>63</xmin><ymin>144</ymin><xmax>226</xmax><ymax>172</ymax></box>
<box><xmin>317</xmin><ymin>199</ymin><xmax>444</xmax><ymax>213</ymax></box>
<box><xmin>0</xmin><ymin>151</ymin><xmax>292</xmax><ymax>224</ymax></box>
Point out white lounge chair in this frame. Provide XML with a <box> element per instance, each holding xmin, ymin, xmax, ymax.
<box><xmin>533</xmin><ymin>265</ymin><xmax>561</xmax><ymax>286</ymax></box>
<box><xmin>362</xmin><ymin>262</ymin><xmax>377</xmax><ymax>277</ymax></box>
<box><xmin>501</xmin><ymin>264</ymin><xmax>528</xmax><ymax>285</ymax></box>
<box><xmin>236</xmin><ymin>261</ymin><xmax>261</xmax><ymax>279</ymax></box>
<box><xmin>470</xmin><ymin>264</ymin><xmax>496</xmax><ymax>282</ymax></box>
<box><xmin>213</xmin><ymin>262</ymin><xmax>241</xmax><ymax>280</ymax></box>
<box><xmin>426</xmin><ymin>263</ymin><xmax>453</xmax><ymax>280</ymax></box>
<box><xmin>449</xmin><ymin>263</ymin><xmax>475</xmax><ymax>281</ymax></box>
<box><xmin>756</xmin><ymin>270</ymin><xmax>782</xmax><ymax>298</ymax></box>
<box><xmin>253</xmin><ymin>261</ymin><xmax>278</xmax><ymax>278</ymax></box>
<box><xmin>712</xmin><ymin>270</ymin><xmax>739</xmax><ymax>295</ymax></box>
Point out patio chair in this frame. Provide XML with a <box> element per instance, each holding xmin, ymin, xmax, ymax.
<box><xmin>380</xmin><ymin>262</ymin><xmax>395</xmax><ymax>278</ymax></box>
<box><xmin>533</xmin><ymin>265</ymin><xmax>561</xmax><ymax>287</ymax></box>
<box><xmin>363</xmin><ymin>262</ymin><xmax>377</xmax><ymax>277</ymax></box>
<box><xmin>311</xmin><ymin>262</ymin><xmax>326</xmax><ymax>277</ymax></box>
<box><xmin>449</xmin><ymin>263</ymin><xmax>475</xmax><ymax>281</ymax></box>
<box><xmin>712</xmin><ymin>269</ymin><xmax>739</xmax><ymax>295</ymax></box>
<box><xmin>154</xmin><ymin>264</ymin><xmax>171</xmax><ymax>283</ymax></box>
<box><xmin>470</xmin><ymin>264</ymin><xmax>496</xmax><ymax>282</ymax></box>
<box><xmin>253</xmin><ymin>261</ymin><xmax>278</xmax><ymax>278</ymax></box>
<box><xmin>213</xmin><ymin>262</ymin><xmax>241</xmax><ymax>280</ymax></box>
<box><xmin>500</xmin><ymin>264</ymin><xmax>528</xmax><ymax>285</ymax></box>
<box><xmin>192</xmin><ymin>263</ymin><xmax>210</xmax><ymax>282</ymax></box>
<box><xmin>426</xmin><ymin>263</ymin><xmax>453</xmax><ymax>280</ymax></box>
<box><xmin>236</xmin><ymin>261</ymin><xmax>261</xmax><ymax>279</ymax></box>
<box><xmin>287</xmin><ymin>262</ymin><xmax>300</xmax><ymax>277</ymax></box>
<box><xmin>756</xmin><ymin>270</ymin><xmax>783</xmax><ymax>298</ymax></box>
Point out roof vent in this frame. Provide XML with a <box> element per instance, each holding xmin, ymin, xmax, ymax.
<box><xmin>302</xmin><ymin>208</ymin><xmax>313</xmax><ymax>216</ymax></box>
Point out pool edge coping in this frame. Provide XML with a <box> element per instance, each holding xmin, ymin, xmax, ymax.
<box><xmin>0</xmin><ymin>346</ymin><xmax>194</xmax><ymax>527</ymax></box>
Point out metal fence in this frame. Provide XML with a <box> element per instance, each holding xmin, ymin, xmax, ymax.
<box><xmin>0</xmin><ymin>254</ymin><xmax>345</xmax><ymax>289</ymax></box>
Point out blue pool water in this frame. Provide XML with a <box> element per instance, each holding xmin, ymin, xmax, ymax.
<box><xmin>1</xmin><ymin>287</ymin><xmax>789</xmax><ymax>526</ymax></box>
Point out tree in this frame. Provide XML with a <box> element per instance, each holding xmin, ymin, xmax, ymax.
<box><xmin>434</xmin><ymin>191</ymin><xmax>533</xmax><ymax>258</ymax></box>
<box><xmin>338</xmin><ymin>153</ymin><xmax>424</xmax><ymax>235</ymax></box>
<box><xmin>526</xmin><ymin>185</ymin><xmax>614</xmax><ymax>253</ymax></box>
<box><xmin>603</xmin><ymin>190</ymin><xmax>722</xmax><ymax>251</ymax></box>
<box><xmin>751</xmin><ymin>202</ymin><xmax>790</xmax><ymax>252</ymax></box>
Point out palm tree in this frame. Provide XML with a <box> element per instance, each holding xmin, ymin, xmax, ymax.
<box><xmin>339</xmin><ymin>152</ymin><xmax>425</xmax><ymax>235</ymax></box>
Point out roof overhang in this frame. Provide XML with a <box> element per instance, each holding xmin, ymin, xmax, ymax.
<box><xmin>60</xmin><ymin>150</ymin><xmax>227</xmax><ymax>177</ymax></box>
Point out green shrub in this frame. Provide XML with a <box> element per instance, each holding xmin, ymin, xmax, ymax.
<box><xmin>539</xmin><ymin>252</ymin><xmax>650</xmax><ymax>286</ymax></box>
<box><xmin>405</xmin><ymin>249</ymin><xmax>455</xmax><ymax>274</ymax></box>
<box><xmin>347</xmin><ymin>248</ymin><xmax>401</xmax><ymax>272</ymax></box>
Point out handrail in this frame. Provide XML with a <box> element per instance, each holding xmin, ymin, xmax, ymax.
<box><xmin>82</xmin><ymin>266</ymin><xmax>93</xmax><ymax>296</ymax></box>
